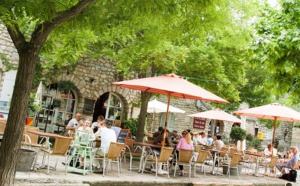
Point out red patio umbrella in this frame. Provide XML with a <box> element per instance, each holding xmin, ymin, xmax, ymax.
<box><xmin>188</xmin><ymin>108</ymin><xmax>241</xmax><ymax>123</ymax></box>
<box><xmin>114</xmin><ymin>74</ymin><xmax>228</xmax><ymax>146</ymax></box>
<box><xmin>234</xmin><ymin>103</ymin><xmax>300</xmax><ymax>146</ymax></box>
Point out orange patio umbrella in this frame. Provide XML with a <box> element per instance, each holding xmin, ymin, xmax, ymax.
<box><xmin>188</xmin><ymin>108</ymin><xmax>241</xmax><ymax>123</ymax></box>
<box><xmin>234</xmin><ymin>103</ymin><xmax>300</xmax><ymax>146</ymax></box>
<box><xmin>114</xmin><ymin>74</ymin><xmax>228</xmax><ymax>146</ymax></box>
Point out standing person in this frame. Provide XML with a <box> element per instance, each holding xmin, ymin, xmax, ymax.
<box><xmin>66</xmin><ymin>113</ymin><xmax>82</xmax><ymax>136</ymax></box>
<box><xmin>213</xmin><ymin>135</ymin><xmax>224</xmax><ymax>151</ymax></box>
<box><xmin>92</xmin><ymin>115</ymin><xmax>104</xmax><ymax>133</ymax></box>
<box><xmin>153</xmin><ymin>126</ymin><xmax>163</xmax><ymax>138</ymax></box>
<box><xmin>111</xmin><ymin>120</ymin><xmax>122</xmax><ymax>138</ymax></box>
<box><xmin>176</xmin><ymin>131</ymin><xmax>194</xmax><ymax>176</ymax></box>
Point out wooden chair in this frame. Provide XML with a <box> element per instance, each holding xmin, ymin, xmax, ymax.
<box><xmin>124</xmin><ymin>139</ymin><xmax>142</xmax><ymax>171</ymax></box>
<box><xmin>0</xmin><ymin>122</ymin><xmax>6</xmax><ymax>143</ymax></box>
<box><xmin>94</xmin><ymin>142</ymin><xmax>124</xmax><ymax>177</ymax></box>
<box><xmin>221</xmin><ymin>153</ymin><xmax>243</xmax><ymax>179</ymax></box>
<box><xmin>173</xmin><ymin>148</ymin><xmax>194</xmax><ymax>179</ymax></box>
<box><xmin>23</xmin><ymin>127</ymin><xmax>46</xmax><ymax>149</ymax></box>
<box><xmin>228</xmin><ymin>148</ymin><xmax>238</xmax><ymax>159</ymax></box>
<box><xmin>0</xmin><ymin>121</ymin><xmax>6</xmax><ymax>134</ymax></box>
<box><xmin>264</xmin><ymin>157</ymin><xmax>278</xmax><ymax>178</ymax></box>
<box><xmin>194</xmin><ymin>145</ymin><xmax>203</xmax><ymax>152</ymax></box>
<box><xmin>41</xmin><ymin>136</ymin><xmax>73</xmax><ymax>174</ymax></box>
<box><xmin>193</xmin><ymin>150</ymin><xmax>209</xmax><ymax>177</ymax></box>
<box><xmin>142</xmin><ymin>147</ymin><xmax>173</xmax><ymax>178</ymax></box>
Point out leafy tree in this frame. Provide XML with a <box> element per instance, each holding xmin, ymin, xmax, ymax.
<box><xmin>97</xmin><ymin>0</ymin><xmax>260</xmax><ymax>141</ymax></box>
<box><xmin>0</xmin><ymin>1</ymin><xmax>261</xmax><ymax>183</ymax></box>
<box><xmin>251</xmin><ymin>0</ymin><xmax>300</xmax><ymax>104</ymax></box>
<box><xmin>0</xmin><ymin>0</ymin><xmax>96</xmax><ymax>184</ymax></box>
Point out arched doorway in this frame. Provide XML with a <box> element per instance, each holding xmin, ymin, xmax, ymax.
<box><xmin>93</xmin><ymin>92</ymin><xmax>124</xmax><ymax>124</ymax></box>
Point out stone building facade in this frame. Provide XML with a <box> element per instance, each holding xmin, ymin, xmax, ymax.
<box><xmin>0</xmin><ymin>23</ymin><xmax>297</xmax><ymax>152</ymax></box>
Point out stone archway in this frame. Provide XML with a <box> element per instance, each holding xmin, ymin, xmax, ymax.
<box><xmin>92</xmin><ymin>91</ymin><xmax>130</xmax><ymax>123</ymax></box>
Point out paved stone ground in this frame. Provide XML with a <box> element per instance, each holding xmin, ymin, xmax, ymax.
<box><xmin>14</xmin><ymin>154</ymin><xmax>297</xmax><ymax>186</ymax></box>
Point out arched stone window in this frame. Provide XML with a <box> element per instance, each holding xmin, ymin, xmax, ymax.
<box><xmin>93</xmin><ymin>92</ymin><xmax>123</xmax><ymax>125</ymax></box>
<box><xmin>160</xmin><ymin>113</ymin><xmax>175</xmax><ymax>131</ymax></box>
<box><xmin>37</xmin><ymin>83</ymin><xmax>78</xmax><ymax>132</ymax></box>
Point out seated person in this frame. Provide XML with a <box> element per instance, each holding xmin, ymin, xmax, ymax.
<box><xmin>153</xmin><ymin>126</ymin><xmax>163</xmax><ymax>138</ymax></box>
<box><xmin>111</xmin><ymin>120</ymin><xmax>121</xmax><ymax>138</ymax></box>
<box><xmin>213</xmin><ymin>135</ymin><xmax>224</xmax><ymax>151</ymax></box>
<box><xmin>92</xmin><ymin>115</ymin><xmax>104</xmax><ymax>133</ymax></box>
<box><xmin>276</xmin><ymin>146</ymin><xmax>299</xmax><ymax>173</ymax></box>
<box><xmin>264</xmin><ymin>144</ymin><xmax>277</xmax><ymax>158</ymax></box>
<box><xmin>175</xmin><ymin>130</ymin><xmax>194</xmax><ymax>176</ymax></box>
<box><xmin>145</xmin><ymin>129</ymin><xmax>170</xmax><ymax>171</ymax></box>
<box><xmin>76</xmin><ymin>119</ymin><xmax>95</xmax><ymax>169</ymax></box>
<box><xmin>206</xmin><ymin>134</ymin><xmax>213</xmax><ymax>146</ymax></box>
<box><xmin>93</xmin><ymin>121</ymin><xmax>116</xmax><ymax>171</ymax></box>
<box><xmin>78</xmin><ymin>119</ymin><xmax>95</xmax><ymax>140</ymax></box>
<box><xmin>198</xmin><ymin>132</ymin><xmax>207</xmax><ymax>145</ymax></box>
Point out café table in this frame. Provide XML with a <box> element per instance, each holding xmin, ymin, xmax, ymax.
<box><xmin>247</xmin><ymin>152</ymin><xmax>265</xmax><ymax>176</ymax></box>
<box><xmin>26</xmin><ymin>130</ymin><xmax>62</xmax><ymax>170</ymax></box>
<box><xmin>210</xmin><ymin>149</ymin><xmax>222</xmax><ymax>175</ymax></box>
<box><xmin>27</xmin><ymin>130</ymin><xmax>61</xmax><ymax>150</ymax></box>
<box><xmin>132</xmin><ymin>141</ymin><xmax>163</xmax><ymax>173</ymax></box>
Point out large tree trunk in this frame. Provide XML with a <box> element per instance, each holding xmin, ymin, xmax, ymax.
<box><xmin>0</xmin><ymin>45</ymin><xmax>38</xmax><ymax>185</ymax></box>
<box><xmin>136</xmin><ymin>92</ymin><xmax>152</xmax><ymax>142</ymax></box>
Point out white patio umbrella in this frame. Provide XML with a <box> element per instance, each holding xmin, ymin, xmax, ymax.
<box><xmin>34</xmin><ymin>81</ymin><xmax>43</xmax><ymax>105</ymax></box>
<box><xmin>147</xmin><ymin>98</ymin><xmax>185</xmax><ymax>132</ymax></box>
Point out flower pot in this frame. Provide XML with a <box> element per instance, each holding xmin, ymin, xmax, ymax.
<box><xmin>16</xmin><ymin>148</ymin><xmax>37</xmax><ymax>171</ymax></box>
<box><xmin>222</xmin><ymin>164</ymin><xmax>243</xmax><ymax>176</ymax></box>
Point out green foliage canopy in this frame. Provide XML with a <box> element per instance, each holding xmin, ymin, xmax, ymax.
<box><xmin>251</xmin><ymin>0</ymin><xmax>300</xmax><ymax>105</ymax></box>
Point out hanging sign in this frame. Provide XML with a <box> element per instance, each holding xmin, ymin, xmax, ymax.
<box><xmin>193</xmin><ymin>117</ymin><xmax>206</xmax><ymax>130</ymax></box>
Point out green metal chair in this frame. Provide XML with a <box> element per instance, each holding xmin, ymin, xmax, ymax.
<box><xmin>66</xmin><ymin>130</ymin><xmax>93</xmax><ymax>175</ymax></box>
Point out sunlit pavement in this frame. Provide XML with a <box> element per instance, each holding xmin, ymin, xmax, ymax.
<box><xmin>15</xmin><ymin>154</ymin><xmax>293</xmax><ymax>186</ymax></box>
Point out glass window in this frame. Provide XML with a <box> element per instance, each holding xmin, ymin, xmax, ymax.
<box><xmin>160</xmin><ymin>113</ymin><xmax>175</xmax><ymax>131</ymax></box>
<box><xmin>39</xmin><ymin>83</ymin><xmax>77</xmax><ymax>129</ymax></box>
<box><xmin>105</xmin><ymin>93</ymin><xmax>123</xmax><ymax>124</ymax></box>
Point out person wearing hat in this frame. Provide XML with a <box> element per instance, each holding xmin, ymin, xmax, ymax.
<box><xmin>276</xmin><ymin>146</ymin><xmax>299</xmax><ymax>173</ymax></box>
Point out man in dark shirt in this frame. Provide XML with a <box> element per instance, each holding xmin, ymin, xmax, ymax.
<box><xmin>153</xmin><ymin>126</ymin><xmax>163</xmax><ymax>138</ymax></box>
<box><xmin>153</xmin><ymin>129</ymin><xmax>169</xmax><ymax>146</ymax></box>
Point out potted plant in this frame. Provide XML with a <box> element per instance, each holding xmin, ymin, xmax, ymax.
<box><xmin>246</xmin><ymin>137</ymin><xmax>262</xmax><ymax>150</ymax></box>
<box><xmin>230</xmin><ymin>126</ymin><xmax>246</xmax><ymax>144</ymax></box>
<box><xmin>225</xmin><ymin>126</ymin><xmax>246</xmax><ymax>175</ymax></box>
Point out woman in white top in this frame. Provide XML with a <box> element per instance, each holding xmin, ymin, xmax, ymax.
<box><xmin>264</xmin><ymin>143</ymin><xmax>277</xmax><ymax>163</ymax></box>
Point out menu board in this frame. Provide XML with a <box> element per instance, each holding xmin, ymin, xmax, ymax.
<box><xmin>117</xmin><ymin>129</ymin><xmax>130</xmax><ymax>143</ymax></box>
<box><xmin>193</xmin><ymin>117</ymin><xmax>206</xmax><ymax>130</ymax></box>
<box><xmin>83</xmin><ymin>99</ymin><xmax>95</xmax><ymax>114</ymax></box>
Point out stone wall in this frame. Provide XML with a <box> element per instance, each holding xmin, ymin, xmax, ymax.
<box><xmin>53</xmin><ymin>57</ymin><xmax>140</xmax><ymax>120</ymax></box>
<box><xmin>0</xmin><ymin>24</ymin><xmax>19</xmax><ymax>96</ymax></box>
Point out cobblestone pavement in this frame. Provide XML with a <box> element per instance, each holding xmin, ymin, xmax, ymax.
<box><xmin>14</xmin><ymin>155</ymin><xmax>297</xmax><ymax>186</ymax></box>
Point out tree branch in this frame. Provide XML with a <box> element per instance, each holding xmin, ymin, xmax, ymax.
<box><xmin>6</xmin><ymin>18</ymin><xmax>27</xmax><ymax>51</ymax></box>
<box><xmin>31</xmin><ymin>0</ymin><xmax>96</xmax><ymax>46</ymax></box>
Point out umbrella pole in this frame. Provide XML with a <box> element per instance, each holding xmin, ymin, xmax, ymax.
<box><xmin>151</xmin><ymin>111</ymin><xmax>155</xmax><ymax>133</ymax></box>
<box><xmin>162</xmin><ymin>94</ymin><xmax>171</xmax><ymax>147</ymax></box>
<box><xmin>272</xmin><ymin>117</ymin><xmax>277</xmax><ymax>155</ymax></box>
